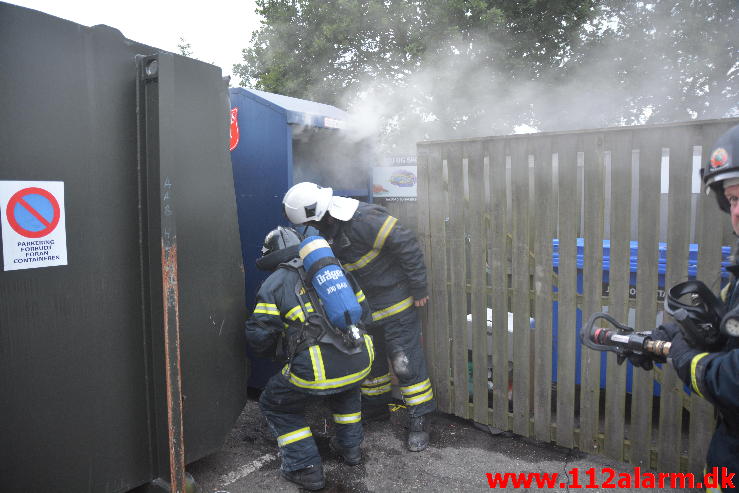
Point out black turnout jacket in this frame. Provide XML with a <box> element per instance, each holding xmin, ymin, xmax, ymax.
<box><xmin>328</xmin><ymin>202</ymin><xmax>427</xmax><ymax>312</ymax></box>
<box><xmin>245</xmin><ymin>262</ymin><xmax>374</xmax><ymax>395</ymax></box>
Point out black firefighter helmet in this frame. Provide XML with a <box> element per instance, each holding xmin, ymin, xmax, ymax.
<box><xmin>700</xmin><ymin>124</ymin><xmax>739</xmax><ymax>213</ymax></box>
<box><xmin>256</xmin><ymin>226</ymin><xmax>303</xmax><ymax>271</ymax></box>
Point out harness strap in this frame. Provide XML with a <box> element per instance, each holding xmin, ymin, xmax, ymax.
<box><xmin>279</xmin><ymin>258</ymin><xmax>365</xmax><ymax>356</ymax></box>
<box><xmin>305</xmin><ymin>255</ymin><xmax>341</xmax><ymax>281</ymax></box>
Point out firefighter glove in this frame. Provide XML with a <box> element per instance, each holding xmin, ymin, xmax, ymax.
<box><xmin>621</xmin><ymin>352</ymin><xmax>653</xmax><ymax>370</ymax></box>
<box><xmin>667</xmin><ymin>329</ymin><xmax>701</xmax><ymax>386</ymax></box>
<box><xmin>650</xmin><ymin>322</ymin><xmax>680</xmax><ymax>342</ymax></box>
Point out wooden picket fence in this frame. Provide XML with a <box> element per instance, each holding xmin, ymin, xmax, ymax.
<box><xmin>414</xmin><ymin>118</ymin><xmax>739</xmax><ymax>475</ymax></box>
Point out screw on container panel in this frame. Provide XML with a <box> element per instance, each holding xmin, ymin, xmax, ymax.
<box><xmin>145</xmin><ymin>59</ymin><xmax>159</xmax><ymax>77</ymax></box>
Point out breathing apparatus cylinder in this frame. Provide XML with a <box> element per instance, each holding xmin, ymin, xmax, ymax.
<box><xmin>299</xmin><ymin>236</ymin><xmax>362</xmax><ymax>332</ymax></box>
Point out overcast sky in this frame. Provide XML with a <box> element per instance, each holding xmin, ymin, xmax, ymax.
<box><xmin>6</xmin><ymin>0</ymin><xmax>261</xmax><ymax>82</ymax></box>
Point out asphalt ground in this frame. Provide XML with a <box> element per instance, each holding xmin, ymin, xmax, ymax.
<box><xmin>187</xmin><ymin>397</ymin><xmax>695</xmax><ymax>493</ymax></box>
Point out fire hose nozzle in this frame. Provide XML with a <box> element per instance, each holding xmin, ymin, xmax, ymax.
<box><xmin>599</xmin><ymin>328</ymin><xmax>671</xmax><ymax>357</ymax></box>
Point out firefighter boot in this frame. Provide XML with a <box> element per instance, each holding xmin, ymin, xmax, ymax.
<box><xmin>329</xmin><ymin>436</ymin><xmax>362</xmax><ymax>465</ymax></box>
<box><xmin>407</xmin><ymin>415</ymin><xmax>429</xmax><ymax>452</ymax></box>
<box><xmin>280</xmin><ymin>463</ymin><xmax>325</xmax><ymax>490</ymax></box>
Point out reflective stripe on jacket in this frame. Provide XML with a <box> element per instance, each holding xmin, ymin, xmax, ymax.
<box><xmin>695</xmin><ymin>277</ymin><xmax>739</xmax><ymax>475</ymax></box>
<box><xmin>245</xmin><ymin>263</ymin><xmax>374</xmax><ymax>394</ymax></box>
<box><xmin>331</xmin><ymin>202</ymin><xmax>427</xmax><ymax>304</ymax></box>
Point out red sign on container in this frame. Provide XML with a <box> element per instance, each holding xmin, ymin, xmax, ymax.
<box><xmin>229</xmin><ymin>107</ymin><xmax>240</xmax><ymax>151</ymax></box>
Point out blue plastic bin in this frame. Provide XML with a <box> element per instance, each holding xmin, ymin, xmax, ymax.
<box><xmin>551</xmin><ymin>239</ymin><xmax>731</xmax><ymax>393</ymax></box>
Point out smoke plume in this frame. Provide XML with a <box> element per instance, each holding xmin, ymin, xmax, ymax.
<box><xmin>339</xmin><ymin>1</ymin><xmax>737</xmax><ymax>154</ymax></box>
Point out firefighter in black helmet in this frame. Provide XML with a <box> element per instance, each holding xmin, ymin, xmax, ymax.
<box><xmin>648</xmin><ymin>125</ymin><xmax>739</xmax><ymax>482</ymax></box>
<box><xmin>245</xmin><ymin>226</ymin><xmax>375</xmax><ymax>491</ymax></box>
<box><xmin>283</xmin><ymin>183</ymin><xmax>434</xmax><ymax>452</ymax></box>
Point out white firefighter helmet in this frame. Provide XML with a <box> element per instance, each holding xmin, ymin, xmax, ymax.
<box><xmin>282</xmin><ymin>182</ymin><xmax>334</xmax><ymax>224</ymax></box>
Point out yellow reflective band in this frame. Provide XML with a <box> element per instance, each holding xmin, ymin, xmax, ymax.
<box><xmin>355</xmin><ymin>290</ymin><xmax>366</xmax><ymax>303</ymax></box>
<box><xmin>282</xmin><ymin>336</ymin><xmax>373</xmax><ymax>390</ymax></box>
<box><xmin>374</xmin><ymin>216</ymin><xmax>397</xmax><ymax>249</ymax></box>
<box><xmin>254</xmin><ymin>303</ymin><xmax>279</xmax><ymax>316</ymax></box>
<box><xmin>285</xmin><ymin>305</ymin><xmax>302</xmax><ymax>320</ymax></box>
<box><xmin>287</xmin><ymin>363</ymin><xmax>372</xmax><ymax>390</ymax></box>
<box><xmin>277</xmin><ymin>427</ymin><xmax>312</xmax><ymax>447</ymax></box>
<box><xmin>371</xmin><ymin>297</ymin><xmax>414</xmax><ymax>322</ymax></box>
<box><xmin>401</xmin><ymin>378</ymin><xmax>431</xmax><ymax>396</ymax></box>
<box><xmin>333</xmin><ymin>412</ymin><xmax>361</xmax><ymax>424</ymax></box>
<box><xmin>720</xmin><ymin>283</ymin><xmax>732</xmax><ymax>303</ymax></box>
<box><xmin>344</xmin><ymin>216</ymin><xmax>397</xmax><ymax>271</ymax></box>
<box><xmin>690</xmin><ymin>352</ymin><xmax>709</xmax><ymax>398</ymax></box>
<box><xmin>365</xmin><ymin>334</ymin><xmax>375</xmax><ymax>363</ymax></box>
<box><xmin>361</xmin><ymin>383</ymin><xmax>392</xmax><ymax>396</ymax></box>
<box><xmin>299</xmin><ymin>237</ymin><xmax>330</xmax><ymax>259</ymax></box>
<box><xmin>363</xmin><ymin>373</ymin><xmax>392</xmax><ymax>387</ymax></box>
<box><xmin>309</xmin><ymin>345</ymin><xmax>326</xmax><ymax>382</ymax></box>
<box><xmin>404</xmin><ymin>388</ymin><xmax>434</xmax><ymax>406</ymax></box>
<box><xmin>285</xmin><ymin>303</ymin><xmax>314</xmax><ymax>322</ymax></box>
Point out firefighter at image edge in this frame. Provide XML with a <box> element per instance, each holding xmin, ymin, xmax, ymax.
<box><xmin>634</xmin><ymin>124</ymin><xmax>739</xmax><ymax>488</ymax></box>
<box><xmin>245</xmin><ymin>226</ymin><xmax>375</xmax><ymax>491</ymax></box>
<box><xmin>283</xmin><ymin>182</ymin><xmax>435</xmax><ymax>452</ymax></box>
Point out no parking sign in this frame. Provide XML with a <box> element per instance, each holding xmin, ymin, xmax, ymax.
<box><xmin>0</xmin><ymin>181</ymin><xmax>68</xmax><ymax>271</ymax></box>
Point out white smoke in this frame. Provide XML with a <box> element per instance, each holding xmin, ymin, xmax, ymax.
<box><xmin>337</xmin><ymin>2</ymin><xmax>737</xmax><ymax>154</ymax></box>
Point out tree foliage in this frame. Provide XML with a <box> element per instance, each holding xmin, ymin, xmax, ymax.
<box><xmin>177</xmin><ymin>36</ymin><xmax>193</xmax><ymax>57</ymax></box>
<box><xmin>576</xmin><ymin>0</ymin><xmax>738</xmax><ymax>124</ymax></box>
<box><xmin>236</xmin><ymin>0</ymin><xmax>595</xmax><ymax>102</ymax></box>
<box><xmin>235</xmin><ymin>0</ymin><xmax>737</xmax><ymax>148</ymax></box>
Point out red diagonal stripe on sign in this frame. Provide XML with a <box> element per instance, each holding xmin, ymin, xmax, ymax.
<box><xmin>18</xmin><ymin>197</ymin><xmax>52</xmax><ymax>227</ymax></box>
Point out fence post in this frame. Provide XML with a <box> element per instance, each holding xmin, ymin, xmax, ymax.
<box><xmin>533</xmin><ymin>136</ymin><xmax>554</xmax><ymax>442</ymax></box>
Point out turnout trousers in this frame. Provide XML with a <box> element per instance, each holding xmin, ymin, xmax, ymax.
<box><xmin>259</xmin><ymin>372</ymin><xmax>363</xmax><ymax>471</ymax></box>
<box><xmin>360</xmin><ymin>300</ymin><xmax>436</xmax><ymax>418</ymax></box>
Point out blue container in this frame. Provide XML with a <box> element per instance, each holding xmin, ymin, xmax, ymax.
<box><xmin>299</xmin><ymin>236</ymin><xmax>362</xmax><ymax>330</ymax></box>
<box><xmin>551</xmin><ymin>239</ymin><xmax>731</xmax><ymax>393</ymax></box>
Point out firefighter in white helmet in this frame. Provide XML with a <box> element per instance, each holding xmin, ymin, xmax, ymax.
<box><xmin>283</xmin><ymin>182</ymin><xmax>434</xmax><ymax>452</ymax></box>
